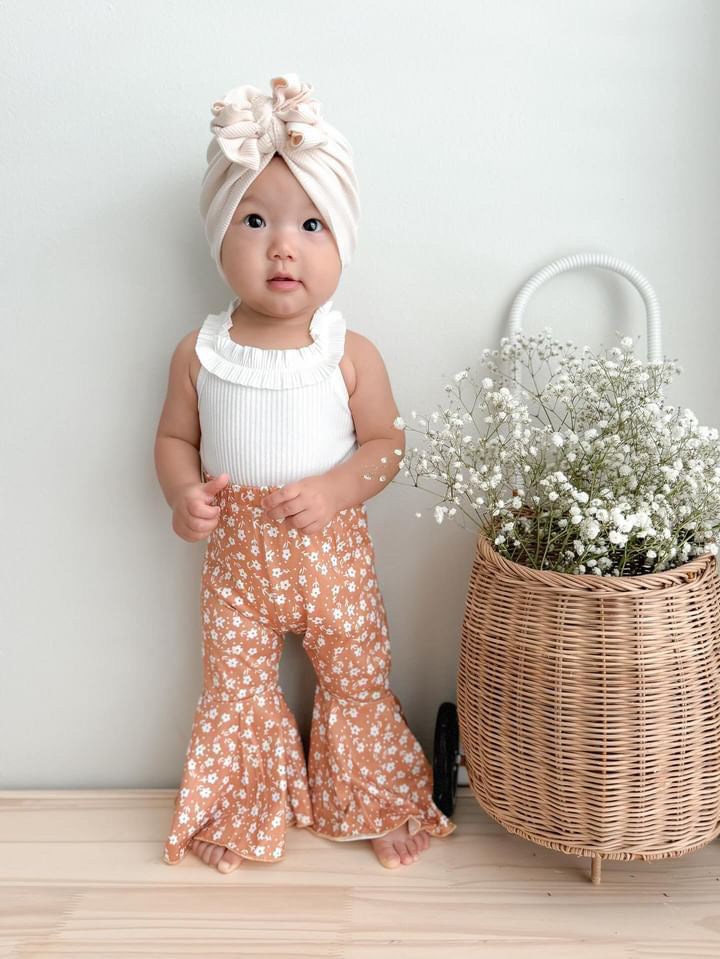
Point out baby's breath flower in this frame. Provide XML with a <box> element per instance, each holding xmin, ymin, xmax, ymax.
<box><xmin>398</xmin><ymin>328</ymin><xmax>720</xmax><ymax>575</ymax></box>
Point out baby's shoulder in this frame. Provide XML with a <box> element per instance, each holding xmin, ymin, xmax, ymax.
<box><xmin>343</xmin><ymin>329</ymin><xmax>385</xmax><ymax>368</ymax></box>
<box><xmin>341</xmin><ymin>329</ymin><xmax>387</xmax><ymax>398</ymax></box>
<box><xmin>340</xmin><ymin>328</ymin><xmax>366</xmax><ymax>398</ymax></box>
<box><xmin>342</xmin><ymin>328</ymin><xmax>394</xmax><ymax>396</ymax></box>
<box><xmin>172</xmin><ymin>327</ymin><xmax>202</xmax><ymax>394</ymax></box>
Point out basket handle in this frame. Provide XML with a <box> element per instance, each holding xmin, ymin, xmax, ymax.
<box><xmin>507</xmin><ymin>252</ymin><xmax>663</xmax><ymax>363</ymax></box>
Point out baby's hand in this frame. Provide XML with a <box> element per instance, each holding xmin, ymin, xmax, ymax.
<box><xmin>171</xmin><ymin>473</ymin><xmax>229</xmax><ymax>542</ymax></box>
<box><xmin>260</xmin><ymin>475</ymin><xmax>340</xmax><ymax>535</ymax></box>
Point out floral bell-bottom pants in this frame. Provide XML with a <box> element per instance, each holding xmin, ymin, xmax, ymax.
<box><xmin>162</xmin><ymin>472</ymin><xmax>457</xmax><ymax>864</ymax></box>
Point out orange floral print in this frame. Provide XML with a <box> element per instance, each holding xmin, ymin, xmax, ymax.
<box><xmin>163</xmin><ymin>472</ymin><xmax>457</xmax><ymax>864</ymax></box>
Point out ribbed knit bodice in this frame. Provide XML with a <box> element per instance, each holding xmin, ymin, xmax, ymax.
<box><xmin>195</xmin><ymin>296</ymin><xmax>358</xmax><ymax>487</ymax></box>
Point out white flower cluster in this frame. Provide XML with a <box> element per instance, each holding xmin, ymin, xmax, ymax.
<box><xmin>395</xmin><ymin>328</ymin><xmax>720</xmax><ymax>576</ymax></box>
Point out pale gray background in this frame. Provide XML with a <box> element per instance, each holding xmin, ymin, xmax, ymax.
<box><xmin>1</xmin><ymin>0</ymin><xmax>718</xmax><ymax>786</ymax></box>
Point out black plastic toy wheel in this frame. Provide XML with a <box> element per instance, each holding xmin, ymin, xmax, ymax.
<box><xmin>432</xmin><ymin>701</ymin><xmax>460</xmax><ymax>817</ymax></box>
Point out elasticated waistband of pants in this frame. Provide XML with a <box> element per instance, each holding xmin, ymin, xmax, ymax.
<box><xmin>202</xmin><ymin>467</ymin><xmax>282</xmax><ymax>501</ymax></box>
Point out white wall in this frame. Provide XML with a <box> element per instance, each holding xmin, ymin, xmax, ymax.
<box><xmin>2</xmin><ymin>0</ymin><xmax>718</xmax><ymax>786</ymax></box>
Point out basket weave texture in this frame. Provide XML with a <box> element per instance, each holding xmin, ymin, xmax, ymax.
<box><xmin>458</xmin><ymin>533</ymin><xmax>720</xmax><ymax>861</ymax></box>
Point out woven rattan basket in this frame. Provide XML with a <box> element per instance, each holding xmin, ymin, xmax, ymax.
<box><xmin>456</xmin><ymin>253</ymin><xmax>720</xmax><ymax>883</ymax></box>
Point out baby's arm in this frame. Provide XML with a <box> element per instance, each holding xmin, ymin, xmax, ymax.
<box><xmin>323</xmin><ymin>331</ymin><xmax>406</xmax><ymax>511</ymax></box>
<box><xmin>154</xmin><ymin>331</ymin><xmax>203</xmax><ymax>509</ymax></box>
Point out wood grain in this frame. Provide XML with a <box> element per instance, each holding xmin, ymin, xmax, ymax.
<box><xmin>1</xmin><ymin>787</ymin><xmax>719</xmax><ymax>957</ymax></box>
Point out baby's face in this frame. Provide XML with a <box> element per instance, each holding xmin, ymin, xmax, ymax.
<box><xmin>220</xmin><ymin>155</ymin><xmax>342</xmax><ymax>315</ymax></box>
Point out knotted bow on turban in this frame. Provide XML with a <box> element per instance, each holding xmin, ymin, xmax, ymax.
<box><xmin>199</xmin><ymin>74</ymin><xmax>361</xmax><ymax>284</ymax></box>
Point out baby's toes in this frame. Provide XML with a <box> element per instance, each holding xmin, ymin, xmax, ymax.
<box><xmin>405</xmin><ymin>836</ymin><xmax>421</xmax><ymax>859</ymax></box>
<box><xmin>412</xmin><ymin>830</ymin><xmax>429</xmax><ymax>851</ymax></box>
<box><xmin>370</xmin><ymin>837</ymin><xmax>401</xmax><ymax>868</ymax></box>
<box><xmin>392</xmin><ymin>840</ymin><xmax>414</xmax><ymax>865</ymax></box>
<box><xmin>194</xmin><ymin>840</ymin><xmax>221</xmax><ymax>866</ymax></box>
<box><xmin>206</xmin><ymin>844</ymin><xmax>226</xmax><ymax>866</ymax></box>
<box><xmin>218</xmin><ymin>848</ymin><xmax>243</xmax><ymax>873</ymax></box>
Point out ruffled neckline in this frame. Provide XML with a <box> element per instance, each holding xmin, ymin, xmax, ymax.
<box><xmin>195</xmin><ymin>296</ymin><xmax>346</xmax><ymax>389</ymax></box>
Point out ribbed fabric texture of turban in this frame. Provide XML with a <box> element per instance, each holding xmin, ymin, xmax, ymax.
<box><xmin>199</xmin><ymin>74</ymin><xmax>361</xmax><ymax>284</ymax></box>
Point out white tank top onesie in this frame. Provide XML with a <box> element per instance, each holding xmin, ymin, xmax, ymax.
<box><xmin>195</xmin><ymin>296</ymin><xmax>359</xmax><ymax>488</ymax></box>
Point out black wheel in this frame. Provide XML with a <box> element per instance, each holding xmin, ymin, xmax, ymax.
<box><xmin>432</xmin><ymin>701</ymin><xmax>460</xmax><ymax>817</ymax></box>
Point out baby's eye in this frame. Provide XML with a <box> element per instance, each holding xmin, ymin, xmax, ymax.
<box><xmin>303</xmin><ymin>218</ymin><xmax>324</xmax><ymax>233</ymax></box>
<box><xmin>243</xmin><ymin>213</ymin><xmax>265</xmax><ymax>229</ymax></box>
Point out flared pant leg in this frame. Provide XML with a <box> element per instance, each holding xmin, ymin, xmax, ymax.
<box><xmin>297</xmin><ymin>501</ymin><xmax>457</xmax><ymax>843</ymax></box>
<box><xmin>162</xmin><ymin>481</ymin><xmax>315</xmax><ymax>865</ymax></box>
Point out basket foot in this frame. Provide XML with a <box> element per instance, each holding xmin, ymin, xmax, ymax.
<box><xmin>590</xmin><ymin>854</ymin><xmax>602</xmax><ymax>884</ymax></box>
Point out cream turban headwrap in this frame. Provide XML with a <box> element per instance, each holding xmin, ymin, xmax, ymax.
<box><xmin>199</xmin><ymin>73</ymin><xmax>361</xmax><ymax>284</ymax></box>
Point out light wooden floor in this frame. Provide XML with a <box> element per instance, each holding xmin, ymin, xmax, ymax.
<box><xmin>1</xmin><ymin>787</ymin><xmax>720</xmax><ymax>958</ymax></box>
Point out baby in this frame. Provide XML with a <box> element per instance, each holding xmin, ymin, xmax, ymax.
<box><xmin>155</xmin><ymin>74</ymin><xmax>456</xmax><ymax>873</ymax></box>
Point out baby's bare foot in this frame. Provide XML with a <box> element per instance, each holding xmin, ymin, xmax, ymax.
<box><xmin>190</xmin><ymin>838</ymin><xmax>244</xmax><ymax>874</ymax></box>
<box><xmin>370</xmin><ymin>820</ymin><xmax>430</xmax><ymax>868</ymax></box>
